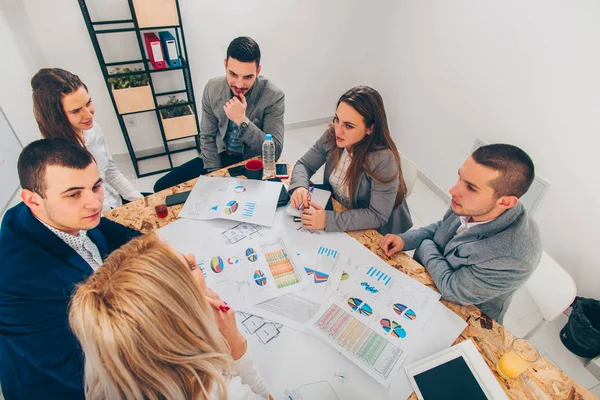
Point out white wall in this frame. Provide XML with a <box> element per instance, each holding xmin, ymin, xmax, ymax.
<box><xmin>178</xmin><ymin>0</ymin><xmax>391</xmax><ymax>124</ymax></box>
<box><xmin>387</xmin><ymin>0</ymin><xmax>600</xmax><ymax>298</ymax></box>
<box><xmin>0</xmin><ymin>1</ymin><xmax>47</xmax><ymax>146</ymax></box>
<box><xmin>11</xmin><ymin>0</ymin><xmax>393</xmax><ymax>154</ymax></box>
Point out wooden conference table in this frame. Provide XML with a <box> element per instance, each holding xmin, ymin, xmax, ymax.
<box><xmin>104</xmin><ymin>159</ymin><xmax>594</xmax><ymax>400</ymax></box>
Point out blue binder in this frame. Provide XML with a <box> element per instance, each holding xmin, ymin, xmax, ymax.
<box><xmin>159</xmin><ymin>31</ymin><xmax>181</xmax><ymax>68</ymax></box>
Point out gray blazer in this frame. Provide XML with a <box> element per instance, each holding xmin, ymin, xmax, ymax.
<box><xmin>289</xmin><ymin>131</ymin><xmax>413</xmax><ymax>234</ymax></box>
<box><xmin>199</xmin><ymin>76</ymin><xmax>285</xmax><ymax>169</ymax></box>
<box><xmin>400</xmin><ymin>202</ymin><xmax>542</xmax><ymax>323</ymax></box>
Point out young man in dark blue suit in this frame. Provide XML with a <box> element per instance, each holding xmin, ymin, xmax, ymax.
<box><xmin>0</xmin><ymin>138</ymin><xmax>140</xmax><ymax>400</ymax></box>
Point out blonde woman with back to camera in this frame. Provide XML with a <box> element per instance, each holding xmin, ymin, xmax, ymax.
<box><xmin>69</xmin><ymin>233</ymin><xmax>271</xmax><ymax>400</ymax></box>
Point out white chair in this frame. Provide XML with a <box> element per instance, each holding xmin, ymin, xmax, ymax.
<box><xmin>522</xmin><ymin>251</ymin><xmax>577</xmax><ymax>339</ymax></box>
<box><xmin>400</xmin><ymin>153</ymin><xmax>418</xmax><ymax>197</ymax></box>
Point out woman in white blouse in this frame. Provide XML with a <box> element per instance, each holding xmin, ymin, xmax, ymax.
<box><xmin>31</xmin><ymin>68</ymin><xmax>143</xmax><ymax>211</ymax></box>
<box><xmin>69</xmin><ymin>232</ymin><xmax>271</xmax><ymax>400</ymax></box>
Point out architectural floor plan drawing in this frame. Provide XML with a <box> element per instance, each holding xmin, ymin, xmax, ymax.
<box><xmin>222</xmin><ymin>222</ymin><xmax>263</xmax><ymax>244</ymax></box>
<box><xmin>237</xmin><ymin>311</ymin><xmax>283</xmax><ymax>345</ymax></box>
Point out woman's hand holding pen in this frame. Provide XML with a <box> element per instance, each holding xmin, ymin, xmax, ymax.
<box><xmin>290</xmin><ymin>187</ymin><xmax>309</xmax><ymax>209</ymax></box>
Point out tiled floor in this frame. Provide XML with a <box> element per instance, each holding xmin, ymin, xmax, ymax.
<box><xmin>115</xmin><ymin>123</ymin><xmax>599</xmax><ymax>394</ymax></box>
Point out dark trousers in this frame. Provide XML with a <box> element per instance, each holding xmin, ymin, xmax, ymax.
<box><xmin>153</xmin><ymin>153</ymin><xmax>243</xmax><ymax>192</ymax></box>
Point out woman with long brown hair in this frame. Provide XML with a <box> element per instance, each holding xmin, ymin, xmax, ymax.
<box><xmin>289</xmin><ymin>86</ymin><xmax>412</xmax><ymax>234</ymax></box>
<box><xmin>31</xmin><ymin>68</ymin><xmax>142</xmax><ymax>211</ymax></box>
<box><xmin>69</xmin><ymin>233</ymin><xmax>270</xmax><ymax>400</ymax></box>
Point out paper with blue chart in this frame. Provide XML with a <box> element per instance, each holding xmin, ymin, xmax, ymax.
<box><xmin>178</xmin><ymin>176</ymin><xmax>282</xmax><ymax>227</ymax></box>
<box><xmin>243</xmin><ymin>231</ymin><xmax>350</xmax><ymax>330</ymax></box>
<box><xmin>307</xmin><ymin>241</ymin><xmax>441</xmax><ymax>387</ymax></box>
<box><xmin>191</xmin><ymin>235</ymin><xmax>310</xmax><ymax>308</ymax></box>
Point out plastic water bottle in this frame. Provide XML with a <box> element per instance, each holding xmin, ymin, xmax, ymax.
<box><xmin>262</xmin><ymin>134</ymin><xmax>276</xmax><ymax>178</ymax></box>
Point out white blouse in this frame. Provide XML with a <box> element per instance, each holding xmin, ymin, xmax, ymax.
<box><xmin>208</xmin><ymin>350</ymin><xmax>270</xmax><ymax>400</ymax></box>
<box><xmin>329</xmin><ymin>148</ymin><xmax>352</xmax><ymax>207</ymax></box>
<box><xmin>84</xmin><ymin>122</ymin><xmax>142</xmax><ymax>211</ymax></box>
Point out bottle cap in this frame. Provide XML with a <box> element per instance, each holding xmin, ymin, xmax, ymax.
<box><xmin>265</xmin><ymin>134</ymin><xmax>272</xmax><ymax>140</ymax></box>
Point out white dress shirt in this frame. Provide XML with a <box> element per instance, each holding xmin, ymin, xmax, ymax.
<box><xmin>454</xmin><ymin>215</ymin><xmax>495</xmax><ymax>237</ymax></box>
<box><xmin>40</xmin><ymin>221</ymin><xmax>103</xmax><ymax>271</ymax></box>
<box><xmin>84</xmin><ymin>121</ymin><xmax>143</xmax><ymax>211</ymax></box>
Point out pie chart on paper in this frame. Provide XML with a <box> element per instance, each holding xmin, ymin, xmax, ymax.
<box><xmin>253</xmin><ymin>270</ymin><xmax>267</xmax><ymax>286</ymax></box>
<box><xmin>224</xmin><ymin>200</ymin><xmax>238</xmax><ymax>215</ymax></box>
<box><xmin>393</xmin><ymin>303</ymin><xmax>416</xmax><ymax>320</ymax></box>
<box><xmin>347</xmin><ymin>297</ymin><xmax>373</xmax><ymax>316</ymax></box>
<box><xmin>210</xmin><ymin>256</ymin><xmax>224</xmax><ymax>273</ymax></box>
<box><xmin>380</xmin><ymin>318</ymin><xmax>407</xmax><ymax>338</ymax></box>
<box><xmin>246</xmin><ymin>248</ymin><xmax>259</xmax><ymax>262</ymax></box>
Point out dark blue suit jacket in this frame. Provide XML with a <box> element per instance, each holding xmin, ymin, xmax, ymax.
<box><xmin>0</xmin><ymin>203</ymin><xmax>140</xmax><ymax>400</ymax></box>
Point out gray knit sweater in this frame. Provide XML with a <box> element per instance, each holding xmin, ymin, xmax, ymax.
<box><xmin>400</xmin><ymin>202</ymin><xmax>542</xmax><ymax>323</ymax></box>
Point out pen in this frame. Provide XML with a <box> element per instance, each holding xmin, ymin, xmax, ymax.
<box><xmin>297</xmin><ymin>186</ymin><xmax>315</xmax><ymax>210</ymax></box>
<box><xmin>293</xmin><ymin>216</ymin><xmax>302</xmax><ymax>222</ymax></box>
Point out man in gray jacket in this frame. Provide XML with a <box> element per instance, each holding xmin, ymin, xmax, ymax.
<box><xmin>379</xmin><ymin>144</ymin><xmax>542</xmax><ymax>323</ymax></box>
<box><xmin>154</xmin><ymin>36</ymin><xmax>285</xmax><ymax>191</ymax></box>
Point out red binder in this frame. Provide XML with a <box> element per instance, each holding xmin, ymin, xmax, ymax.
<box><xmin>143</xmin><ymin>32</ymin><xmax>166</xmax><ymax>70</ymax></box>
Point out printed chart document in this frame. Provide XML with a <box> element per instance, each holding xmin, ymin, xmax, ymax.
<box><xmin>179</xmin><ymin>176</ymin><xmax>282</xmax><ymax>227</ymax></box>
<box><xmin>159</xmin><ymin>219</ymin><xmax>308</xmax><ymax>308</ymax></box>
<box><xmin>246</xmin><ymin>302</ymin><xmax>466</xmax><ymax>400</ymax></box>
<box><xmin>307</xmin><ymin>243</ymin><xmax>441</xmax><ymax>387</ymax></box>
<box><xmin>193</xmin><ymin>235</ymin><xmax>310</xmax><ymax>308</ymax></box>
<box><xmin>246</xmin><ymin>235</ymin><xmax>351</xmax><ymax>330</ymax></box>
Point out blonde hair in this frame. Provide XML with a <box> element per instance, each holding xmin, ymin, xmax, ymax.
<box><xmin>69</xmin><ymin>233</ymin><xmax>232</xmax><ymax>400</ymax></box>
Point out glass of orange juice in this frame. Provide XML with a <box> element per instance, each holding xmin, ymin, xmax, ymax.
<box><xmin>497</xmin><ymin>338</ymin><xmax>539</xmax><ymax>379</ymax></box>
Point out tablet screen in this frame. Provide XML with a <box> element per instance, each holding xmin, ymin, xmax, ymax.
<box><xmin>413</xmin><ymin>356</ymin><xmax>488</xmax><ymax>399</ymax></box>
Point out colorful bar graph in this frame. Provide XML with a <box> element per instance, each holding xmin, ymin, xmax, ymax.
<box><xmin>314</xmin><ymin>304</ymin><xmax>403</xmax><ymax>379</ymax></box>
<box><xmin>261</xmin><ymin>239</ymin><xmax>302</xmax><ymax>288</ymax></box>
<box><xmin>264</xmin><ymin>250</ymin><xmax>300</xmax><ymax>288</ymax></box>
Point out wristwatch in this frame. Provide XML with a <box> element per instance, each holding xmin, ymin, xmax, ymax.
<box><xmin>239</xmin><ymin>117</ymin><xmax>250</xmax><ymax>135</ymax></box>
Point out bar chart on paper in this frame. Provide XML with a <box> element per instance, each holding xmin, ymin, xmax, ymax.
<box><xmin>243</xmin><ymin>202</ymin><xmax>256</xmax><ymax>217</ymax></box>
<box><xmin>317</xmin><ymin>246</ymin><xmax>339</xmax><ymax>259</ymax></box>
<box><xmin>366</xmin><ymin>266</ymin><xmax>393</xmax><ymax>286</ymax></box>
<box><xmin>313</xmin><ymin>304</ymin><xmax>404</xmax><ymax>383</ymax></box>
<box><xmin>261</xmin><ymin>238</ymin><xmax>302</xmax><ymax>288</ymax></box>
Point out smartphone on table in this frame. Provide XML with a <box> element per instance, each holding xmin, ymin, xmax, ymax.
<box><xmin>165</xmin><ymin>191</ymin><xmax>191</xmax><ymax>206</ymax></box>
<box><xmin>228</xmin><ymin>165</ymin><xmax>245</xmax><ymax>177</ymax></box>
<box><xmin>275</xmin><ymin>162</ymin><xmax>289</xmax><ymax>179</ymax></box>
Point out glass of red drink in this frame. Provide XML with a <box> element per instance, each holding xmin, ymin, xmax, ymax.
<box><xmin>154</xmin><ymin>194</ymin><xmax>168</xmax><ymax>218</ymax></box>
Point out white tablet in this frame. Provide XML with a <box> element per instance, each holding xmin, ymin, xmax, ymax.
<box><xmin>405</xmin><ymin>340</ymin><xmax>508</xmax><ymax>400</ymax></box>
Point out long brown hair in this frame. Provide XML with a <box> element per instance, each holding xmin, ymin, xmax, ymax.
<box><xmin>329</xmin><ymin>86</ymin><xmax>406</xmax><ymax>208</ymax></box>
<box><xmin>69</xmin><ymin>233</ymin><xmax>232</xmax><ymax>400</ymax></box>
<box><xmin>31</xmin><ymin>68</ymin><xmax>88</xmax><ymax>146</ymax></box>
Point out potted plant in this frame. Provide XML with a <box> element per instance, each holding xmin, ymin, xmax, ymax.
<box><xmin>159</xmin><ymin>96</ymin><xmax>198</xmax><ymax>140</ymax></box>
<box><xmin>108</xmin><ymin>67</ymin><xmax>155</xmax><ymax>114</ymax></box>
<box><xmin>132</xmin><ymin>0</ymin><xmax>179</xmax><ymax>28</ymax></box>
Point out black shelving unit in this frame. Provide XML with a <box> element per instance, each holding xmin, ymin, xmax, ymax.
<box><xmin>78</xmin><ymin>0</ymin><xmax>200</xmax><ymax>178</ymax></box>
